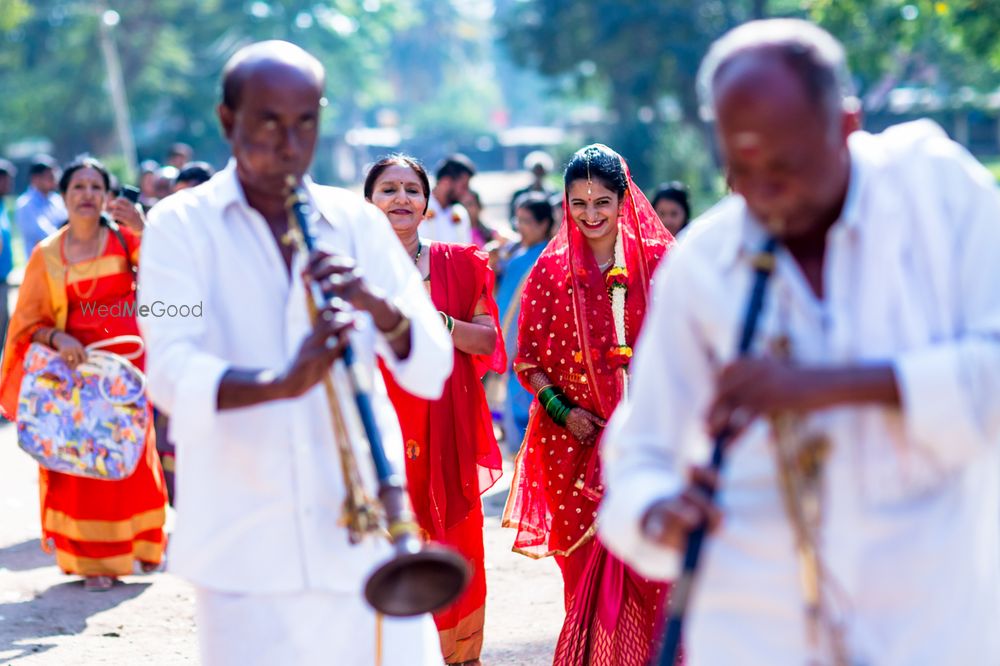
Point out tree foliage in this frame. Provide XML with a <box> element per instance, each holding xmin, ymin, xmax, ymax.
<box><xmin>0</xmin><ymin>0</ymin><xmax>497</xmax><ymax>179</ymax></box>
<box><xmin>499</xmin><ymin>0</ymin><xmax>1000</xmax><ymax>188</ymax></box>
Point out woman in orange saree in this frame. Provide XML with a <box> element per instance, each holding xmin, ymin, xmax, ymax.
<box><xmin>364</xmin><ymin>156</ymin><xmax>504</xmax><ymax>666</ymax></box>
<box><xmin>503</xmin><ymin>144</ymin><xmax>676</xmax><ymax>665</ymax></box>
<box><xmin>0</xmin><ymin>158</ymin><xmax>167</xmax><ymax>591</ymax></box>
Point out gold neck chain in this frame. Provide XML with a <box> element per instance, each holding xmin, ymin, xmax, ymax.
<box><xmin>63</xmin><ymin>228</ymin><xmax>106</xmax><ymax>300</ymax></box>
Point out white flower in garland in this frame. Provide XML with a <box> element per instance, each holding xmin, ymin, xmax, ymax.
<box><xmin>605</xmin><ymin>220</ymin><xmax>632</xmax><ymax>398</ymax></box>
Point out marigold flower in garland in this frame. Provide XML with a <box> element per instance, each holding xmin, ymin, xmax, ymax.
<box><xmin>606</xmin><ymin>266</ymin><xmax>629</xmax><ymax>291</ymax></box>
<box><xmin>606</xmin><ymin>344</ymin><xmax>633</xmax><ymax>368</ymax></box>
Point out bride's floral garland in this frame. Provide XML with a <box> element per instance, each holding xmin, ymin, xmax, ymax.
<box><xmin>605</xmin><ymin>221</ymin><xmax>631</xmax><ymax>396</ymax></box>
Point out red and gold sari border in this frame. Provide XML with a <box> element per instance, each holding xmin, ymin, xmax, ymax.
<box><xmin>64</xmin><ymin>255</ymin><xmax>129</xmax><ymax>285</ymax></box>
<box><xmin>43</xmin><ymin>506</ymin><xmax>166</xmax><ymax>543</ymax></box>
<box><xmin>438</xmin><ymin>603</ymin><xmax>485</xmax><ymax>663</ymax></box>
<box><xmin>506</xmin><ymin>524</ymin><xmax>597</xmax><ymax>561</ymax></box>
<box><xmin>53</xmin><ymin>538</ymin><xmax>164</xmax><ymax>576</ymax></box>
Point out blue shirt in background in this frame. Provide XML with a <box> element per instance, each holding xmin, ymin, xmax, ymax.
<box><xmin>15</xmin><ymin>186</ymin><xmax>65</xmax><ymax>258</ymax></box>
<box><xmin>0</xmin><ymin>199</ymin><xmax>13</xmax><ymax>280</ymax></box>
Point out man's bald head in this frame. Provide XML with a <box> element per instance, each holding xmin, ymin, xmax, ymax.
<box><xmin>697</xmin><ymin>20</ymin><xmax>857</xmax><ymax>239</ymax></box>
<box><xmin>221</xmin><ymin>40</ymin><xmax>325</xmax><ymax>110</ymax></box>
<box><xmin>217</xmin><ymin>41</ymin><xmax>326</xmax><ymax>203</ymax></box>
<box><xmin>697</xmin><ymin>19</ymin><xmax>853</xmax><ymax>125</ymax></box>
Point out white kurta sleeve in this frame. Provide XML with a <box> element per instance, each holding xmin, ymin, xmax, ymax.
<box><xmin>894</xmin><ymin>138</ymin><xmax>1000</xmax><ymax>471</ymax></box>
<box><xmin>353</xmin><ymin>202</ymin><xmax>453</xmax><ymax>400</ymax></box>
<box><xmin>599</xmin><ymin>249</ymin><xmax>715</xmax><ymax>581</ymax></box>
<box><xmin>138</xmin><ymin>204</ymin><xmax>230</xmax><ymax>445</ymax></box>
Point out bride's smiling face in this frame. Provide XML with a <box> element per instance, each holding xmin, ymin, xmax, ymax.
<box><xmin>566</xmin><ymin>178</ymin><xmax>622</xmax><ymax>243</ymax></box>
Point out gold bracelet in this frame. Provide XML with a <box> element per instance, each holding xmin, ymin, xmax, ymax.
<box><xmin>382</xmin><ymin>314</ymin><xmax>411</xmax><ymax>343</ymax></box>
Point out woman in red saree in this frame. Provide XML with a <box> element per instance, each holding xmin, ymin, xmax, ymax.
<box><xmin>0</xmin><ymin>158</ymin><xmax>167</xmax><ymax>591</ymax></box>
<box><xmin>364</xmin><ymin>155</ymin><xmax>504</xmax><ymax>666</ymax></box>
<box><xmin>503</xmin><ymin>144</ymin><xmax>675</xmax><ymax>665</ymax></box>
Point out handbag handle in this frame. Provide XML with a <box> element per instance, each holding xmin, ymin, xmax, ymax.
<box><xmin>77</xmin><ymin>336</ymin><xmax>147</xmax><ymax>405</ymax></box>
<box><xmin>85</xmin><ymin>335</ymin><xmax>144</xmax><ymax>360</ymax></box>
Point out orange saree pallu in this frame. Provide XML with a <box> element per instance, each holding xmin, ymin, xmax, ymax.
<box><xmin>503</xmin><ymin>157</ymin><xmax>675</xmax><ymax>665</ymax></box>
<box><xmin>0</xmin><ymin>226</ymin><xmax>167</xmax><ymax>576</ymax></box>
<box><xmin>381</xmin><ymin>242</ymin><xmax>504</xmax><ymax>663</ymax></box>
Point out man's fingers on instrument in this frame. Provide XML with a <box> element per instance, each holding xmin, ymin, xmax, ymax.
<box><xmin>323</xmin><ymin>334</ymin><xmax>346</xmax><ymax>354</ymax></box>
<box><xmin>306</xmin><ymin>250</ymin><xmax>332</xmax><ymax>269</ymax></box>
<box><xmin>670</xmin><ymin>499</ymin><xmax>704</xmax><ymax>533</ymax></box>
<box><xmin>688</xmin><ymin>466</ymin><xmax>720</xmax><ymax>493</ymax></box>
<box><xmin>682</xmin><ymin>486</ymin><xmax>721</xmax><ymax>531</ymax></box>
<box><xmin>716</xmin><ymin>358</ymin><xmax>766</xmax><ymax>394</ymax></box>
<box><xmin>310</xmin><ymin>253</ymin><xmax>355</xmax><ymax>277</ymax></box>
<box><xmin>706</xmin><ymin>398</ymin><xmax>730</xmax><ymax>439</ymax></box>
<box><xmin>724</xmin><ymin>406</ymin><xmax>756</xmax><ymax>443</ymax></box>
<box><xmin>706</xmin><ymin>398</ymin><xmax>756</xmax><ymax>440</ymax></box>
<box><xmin>320</xmin><ymin>272</ymin><xmax>362</xmax><ymax>300</ymax></box>
<box><xmin>316</xmin><ymin>311</ymin><xmax>354</xmax><ymax>341</ymax></box>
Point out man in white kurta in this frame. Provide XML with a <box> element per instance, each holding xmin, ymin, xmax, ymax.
<box><xmin>419</xmin><ymin>155</ymin><xmax>474</xmax><ymax>244</ymax></box>
<box><xmin>139</xmin><ymin>42</ymin><xmax>451</xmax><ymax>666</ymax></box>
<box><xmin>600</xmin><ymin>20</ymin><xmax>1000</xmax><ymax>666</ymax></box>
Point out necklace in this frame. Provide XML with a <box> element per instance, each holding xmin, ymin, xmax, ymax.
<box><xmin>412</xmin><ymin>240</ymin><xmax>423</xmax><ymax>265</ymax></box>
<box><xmin>597</xmin><ymin>256</ymin><xmax>614</xmax><ymax>272</ymax></box>
<box><xmin>62</xmin><ymin>228</ymin><xmax>106</xmax><ymax>300</ymax></box>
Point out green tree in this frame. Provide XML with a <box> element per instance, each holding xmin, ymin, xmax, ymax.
<box><xmin>809</xmin><ymin>0</ymin><xmax>1000</xmax><ymax>109</ymax></box>
<box><xmin>0</xmin><ymin>1</ymin><xmax>429</xmax><ymax>178</ymax></box>
<box><xmin>497</xmin><ymin>1</ymin><xmax>797</xmax><ymax>188</ymax></box>
<box><xmin>499</xmin><ymin>0</ymin><xmax>1000</xmax><ymax>195</ymax></box>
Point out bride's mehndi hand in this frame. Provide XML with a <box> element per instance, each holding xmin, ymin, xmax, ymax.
<box><xmin>566</xmin><ymin>407</ymin><xmax>605</xmax><ymax>445</ymax></box>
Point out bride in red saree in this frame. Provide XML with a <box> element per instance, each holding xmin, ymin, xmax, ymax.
<box><xmin>364</xmin><ymin>155</ymin><xmax>504</xmax><ymax>666</ymax></box>
<box><xmin>503</xmin><ymin>144</ymin><xmax>675</xmax><ymax>664</ymax></box>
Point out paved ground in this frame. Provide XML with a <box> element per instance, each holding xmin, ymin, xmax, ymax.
<box><xmin>0</xmin><ymin>420</ymin><xmax>564</xmax><ymax>665</ymax></box>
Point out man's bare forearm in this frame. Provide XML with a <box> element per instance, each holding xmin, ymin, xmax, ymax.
<box><xmin>799</xmin><ymin>364</ymin><xmax>900</xmax><ymax>411</ymax></box>
<box><xmin>216</xmin><ymin>368</ymin><xmax>290</xmax><ymax>410</ymax></box>
<box><xmin>362</xmin><ymin>292</ymin><xmax>411</xmax><ymax>360</ymax></box>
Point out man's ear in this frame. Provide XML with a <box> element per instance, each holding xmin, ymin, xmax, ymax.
<box><xmin>217</xmin><ymin>103</ymin><xmax>235</xmax><ymax>140</ymax></box>
<box><xmin>841</xmin><ymin>96</ymin><xmax>862</xmax><ymax>138</ymax></box>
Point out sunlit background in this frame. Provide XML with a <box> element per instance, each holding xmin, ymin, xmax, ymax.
<box><xmin>2</xmin><ymin>0</ymin><xmax>999</xmax><ymax>207</ymax></box>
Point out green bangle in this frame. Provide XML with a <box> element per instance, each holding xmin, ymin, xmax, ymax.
<box><xmin>537</xmin><ymin>386</ymin><xmax>558</xmax><ymax>404</ymax></box>
<box><xmin>552</xmin><ymin>404</ymin><xmax>570</xmax><ymax>427</ymax></box>
<box><xmin>438</xmin><ymin>311</ymin><xmax>456</xmax><ymax>335</ymax></box>
<box><xmin>547</xmin><ymin>394</ymin><xmax>573</xmax><ymax>427</ymax></box>
<box><xmin>537</xmin><ymin>387</ymin><xmax>557</xmax><ymax>407</ymax></box>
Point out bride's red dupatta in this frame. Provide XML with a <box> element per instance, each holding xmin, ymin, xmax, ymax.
<box><xmin>502</xmin><ymin>149</ymin><xmax>674</xmax><ymax>559</ymax></box>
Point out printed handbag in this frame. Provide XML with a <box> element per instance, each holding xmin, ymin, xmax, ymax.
<box><xmin>16</xmin><ymin>335</ymin><xmax>149</xmax><ymax>480</ymax></box>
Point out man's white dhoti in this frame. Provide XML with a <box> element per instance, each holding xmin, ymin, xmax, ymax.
<box><xmin>196</xmin><ymin>588</ymin><xmax>442</xmax><ymax>666</ymax></box>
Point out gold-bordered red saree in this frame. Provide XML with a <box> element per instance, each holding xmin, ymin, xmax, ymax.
<box><xmin>381</xmin><ymin>242</ymin><xmax>504</xmax><ymax>663</ymax></box>
<box><xmin>0</xmin><ymin>225</ymin><xmax>167</xmax><ymax>576</ymax></box>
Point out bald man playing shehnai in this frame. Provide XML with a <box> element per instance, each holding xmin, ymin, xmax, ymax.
<box><xmin>139</xmin><ymin>41</ymin><xmax>452</xmax><ymax>665</ymax></box>
<box><xmin>600</xmin><ymin>19</ymin><xmax>1000</xmax><ymax>666</ymax></box>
